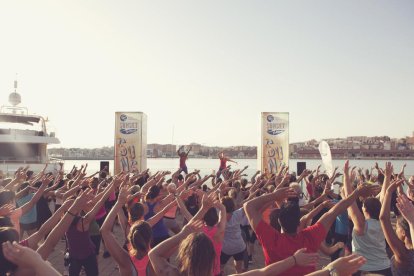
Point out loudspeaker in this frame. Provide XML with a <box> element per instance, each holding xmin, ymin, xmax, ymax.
<box><xmin>100</xmin><ymin>161</ymin><xmax>109</xmax><ymax>172</ymax></box>
<box><xmin>297</xmin><ymin>162</ymin><xmax>306</xmax><ymax>176</ymax></box>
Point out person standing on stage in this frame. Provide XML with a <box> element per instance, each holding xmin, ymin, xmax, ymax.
<box><xmin>216</xmin><ymin>151</ymin><xmax>237</xmax><ymax>179</ymax></box>
<box><xmin>177</xmin><ymin>145</ymin><xmax>192</xmax><ymax>174</ymax></box>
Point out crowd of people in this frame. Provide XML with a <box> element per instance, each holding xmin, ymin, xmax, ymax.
<box><xmin>1</xmin><ymin>152</ymin><xmax>414</xmax><ymax>276</ymax></box>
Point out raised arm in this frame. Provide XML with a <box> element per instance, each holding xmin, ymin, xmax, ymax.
<box><xmin>147</xmin><ymin>200</ymin><xmax>177</xmax><ymax>227</ymax></box>
<box><xmin>379</xmin><ymin>162</ymin><xmax>393</xmax><ymax>203</ymax></box>
<box><xmin>213</xmin><ymin>200</ymin><xmax>227</xmax><ymax>242</ymax></box>
<box><xmin>3</xmin><ymin>241</ymin><xmax>61</xmax><ymax>276</ymax></box>
<box><xmin>177</xmin><ymin>146</ymin><xmax>183</xmax><ymax>155</ymax></box>
<box><xmin>25</xmin><ymin>199</ymin><xmax>72</xmax><ymax>250</ymax></box>
<box><xmin>43</xmin><ymin>174</ymin><xmax>63</xmax><ymax>197</ymax></box>
<box><xmin>61</xmin><ymin>179</ymin><xmax>85</xmax><ymax>200</ymax></box>
<box><xmin>296</xmin><ymin>169</ymin><xmax>312</xmax><ymax>184</ymax></box>
<box><xmin>298</xmin><ymin>200</ymin><xmax>331</xmax><ymax>231</ymax></box>
<box><xmin>100</xmin><ymin>184</ymin><xmax>130</xmax><ymax>274</ymax></box>
<box><xmin>342</xmin><ymin>160</ymin><xmax>366</xmax><ymax>235</ymax></box>
<box><xmin>232</xmin><ymin>248</ymin><xmax>318</xmax><ymax>276</ymax></box>
<box><xmin>37</xmin><ymin>189</ymin><xmax>94</xmax><ymax>259</ymax></box>
<box><xmin>83</xmin><ymin>179</ymin><xmax>117</xmax><ymax>225</ymax></box>
<box><xmin>4</xmin><ymin>171</ymin><xmax>26</xmax><ymax>192</ymax></box>
<box><xmin>396</xmin><ymin>193</ymin><xmax>414</xmax><ymax>249</ymax></box>
<box><xmin>305</xmin><ymin>254</ymin><xmax>366</xmax><ymax>276</ymax></box>
<box><xmin>149</xmin><ymin>220</ymin><xmax>203</xmax><ymax>276</ymax></box>
<box><xmin>175</xmin><ymin>194</ymin><xmax>193</xmax><ymax>222</ymax></box>
<box><xmin>244</xmin><ymin>187</ymin><xmax>294</xmax><ymax>231</ymax></box>
<box><xmin>379</xmin><ymin>179</ymin><xmax>408</xmax><ymax>264</ymax></box>
<box><xmin>141</xmin><ymin>178</ymin><xmax>157</xmax><ymax>195</ymax></box>
<box><xmin>192</xmin><ymin>192</ymin><xmax>216</xmax><ymax>222</ymax></box>
<box><xmin>251</xmin><ymin>170</ymin><xmax>260</xmax><ymax>184</ymax></box>
<box><xmin>18</xmin><ymin>176</ymin><xmax>53</xmax><ymax>215</ymax></box>
<box><xmin>227</xmin><ymin>158</ymin><xmax>238</xmax><ymax>164</ymax></box>
<box><xmin>318</xmin><ymin>184</ymin><xmax>373</xmax><ymax>233</ymax></box>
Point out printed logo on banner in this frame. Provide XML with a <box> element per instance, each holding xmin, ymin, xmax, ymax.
<box><xmin>119</xmin><ymin>114</ymin><xmax>138</xmax><ymax>135</ymax></box>
<box><xmin>266</xmin><ymin>115</ymin><xmax>274</xmax><ymax>122</ymax></box>
<box><xmin>266</xmin><ymin>116</ymin><xmax>287</xmax><ymax>136</ymax></box>
<box><xmin>120</xmin><ymin>114</ymin><xmax>128</xmax><ymax>121</ymax></box>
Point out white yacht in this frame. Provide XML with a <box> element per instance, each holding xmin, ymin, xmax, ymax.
<box><xmin>0</xmin><ymin>81</ymin><xmax>61</xmax><ymax>175</ymax></box>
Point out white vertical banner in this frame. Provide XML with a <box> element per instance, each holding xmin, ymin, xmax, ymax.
<box><xmin>114</xmin><ymin>112</ymin><xmax>147</xmax><ymax>174</ymax></box>
<box><xmin>260</xmin><ymin>112</ymin><xmax>289</xmax><ymax>175</ymax></box>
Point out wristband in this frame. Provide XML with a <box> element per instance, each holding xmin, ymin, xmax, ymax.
<box><xmin>292</xmin><ymin>255</ymin><xmax>297</xmax><ymax>265</ymax></box>
<box><xmin>327</xmin><ymin>267</ymin><xmax>337</xmax><ymax>276</ymax></box>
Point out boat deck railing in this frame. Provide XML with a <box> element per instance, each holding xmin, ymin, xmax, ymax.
<box><xmin>0</xmin><ymin>158</ymin><xmax>41</xmax><ymax>163</ymax></box>
<box><xmin>0</xmin><ymin>157</ymin><xmax>63</xmax><ymax>163</ymax></box>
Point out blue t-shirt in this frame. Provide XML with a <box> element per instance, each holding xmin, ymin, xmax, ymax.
<box><xmin>16</xmin><ymin>193</ymin><xmax>37</xmax><ymax>224</ymax></box>
<box><xmin>333</xmin><ymin>199</ymin><xmax>349</xmax><ymax>235</ymax></box>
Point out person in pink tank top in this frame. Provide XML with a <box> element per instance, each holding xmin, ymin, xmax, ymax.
<box><xmin>202</xmin><ymin>201</ymin><xmax>227</xmax><ymax>276</ymax></box>
<box><xmin>175</xmin><ymin>192</ymin><xmax>227</xmax><ymax>276</ymax></box>
<box><xmin>101</xmin><ymin>185</ymin><xmax>153</xmax><ymax>276</ymax></box>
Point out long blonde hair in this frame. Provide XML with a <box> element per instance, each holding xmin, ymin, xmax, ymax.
<box><xmin>177</xmin><ymin>232</ymin><xmax>215</xmax><ymax>276</ymax></box>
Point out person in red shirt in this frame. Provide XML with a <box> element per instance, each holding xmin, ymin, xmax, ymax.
<box><xmin>177</xmin><ymin>146</ymin><xmax>192</xmax><ymax>174</ymax></box>
<box><xmin>216</xmin><ymin>152</ymin><xmax>237</xmax><ymax>179</ymax></box>
<box><xmin>244</xmin><ymin>184</ymin><xmax>372</xmax><ymax>276</ymax></box>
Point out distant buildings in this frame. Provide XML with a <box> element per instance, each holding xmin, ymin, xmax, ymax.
<box><xmin>49</xmin><ymin>132</ymin><xmax>414</xmax><ymax>160</ymax></box>
<box><xmin>290</xmin><ymin>134</ymin><xmax>414</xmax><ymax>160</ymax></box>
<box><xmin>49</xmin><ymin>143</ymin><xmax>257</xmax><ymax>160</ymax></box>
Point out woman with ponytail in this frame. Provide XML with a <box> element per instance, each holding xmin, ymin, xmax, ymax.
<box><xmin>101</xmin><ymin>184</ymin><xmax>149</xmax><ymax>275</ymax></box>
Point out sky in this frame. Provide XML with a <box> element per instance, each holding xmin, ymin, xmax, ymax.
<box><xmin>0</xmin><ymin>0</ymin><xmax>413</xmax><ymax>148</ymax></box>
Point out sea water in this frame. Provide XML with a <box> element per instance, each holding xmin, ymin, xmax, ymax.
<box><xmin>64</xmin><ymin>158</ymin><xmax>414</xmax><ymax>179</ymax></box>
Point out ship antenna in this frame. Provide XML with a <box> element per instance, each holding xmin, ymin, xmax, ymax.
<box><xmin>9</xmin><ymin>74</ymin><xmax>22</xmax><ymax>107</ymax></box>
<box><xmin>14</xmin><ymin>74</ymin><xmax>18</xmax><ymax>92</ymax></box>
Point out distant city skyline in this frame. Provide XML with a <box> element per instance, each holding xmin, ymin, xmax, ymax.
<box><xmin>1</xmin><ymin>1</ymin><xmax>413</xmax><ymax>148</ymax></box>
<box><xmin>49</xmin><ymin>134</ymin><xmax>414</xmax><ymax>160</ymax></box>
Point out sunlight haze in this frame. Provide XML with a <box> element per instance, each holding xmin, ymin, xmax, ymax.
<box><xmin>0</xmin><ymin>0</ymin><xmax>413</xmax><ymax>148</ymax></box>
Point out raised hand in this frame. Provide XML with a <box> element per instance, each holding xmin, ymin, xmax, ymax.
<box><xmin>201</xmin><ymin>193</ymin><xmax>215</xmax><ymax>211</ymax></box>
<box><xmin>323</xmin><ymin>181</ymin><xmax>333</xmax><ymax>196</ymax></box>
<box><xmin>293</xmin><ymin>248</ymin><xmax>319</xmax><ymax>267</ymax></box>
<box><xmin>182</xmin><ymin>219</ymin><xmax>204</xmax><ymax>234</ymax></box>
<box><xmin>277</xmin><ymin>172</ymin><xmax>291</xmax><ymax>188</ymax></box>
<box><xmin>71</xmin><ymin>189</ymin><xmax>94</xmax><ymax>212</ymax></box>
<box><xmin>117</xmin><ymin>184</ymin><xmax>129</xmax><ymax>204</ymax></box>
<box><xmin>350</xmin><ymin>170</ymin><xmax>357</xmax><ymax>185</ymax></box>
<box><xmin>384</xmin><ymin>162</ymin><xmax>393</xmax><ymax>178</ymax></box>
<box><xmin>325</xmin><ymin>254</ymin><xmax>366</xmax><ymax>276</ymax></box>
<box><xmin>396</xmin><ymin>194</ymin><xmax>414</xmax><ymax>225</ymax></box>
<box><xmin>273</xmin><ymin>187</ymin><xmax>296</xmax><ymax>202</ymax></box>
<box><xmin>386</xmin><ymin>179</ymin><xmax>404</xmax><ymax>193</ymax></box>
<box><xmin>41</xmin><ymin>175</ymin><xmax>54</xmax><ymax>188</ymax></box>
<box><xmin>408</xmin><ymin>176</ymin><xmax>414</xmax><ymax>190</ymax></box>
<box><xmin>398</xmin><ymin>164</ymin><xmax>407</xmax><ymax>179</ymax></box>
<box><xmin>343</xmin><ymin>160</ymin><xmax>350</xmax><ymax>176</ymax></box>
<box><xmin>321</xmin><ymin>200</ymin><xmax>335</xmax><ymax>209</ymax></box>
<box><xmin>16</xmin><ymin>171</ymin><xmax>26</xmax><ymax>182</ymax></box>
<box><xmin>2</xmin><ymin>241</ymin><xmax>43</xmax><ymax>268</ymax></box>
<box><xmin>316</xmin><ymin>165</ymin><xmax>321</xmax><ymax>174</ymax></box>
<box><xmin>113</xmin><ymin>175</ymin><xmax>124</xmax><ymax>188</ymax></box>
